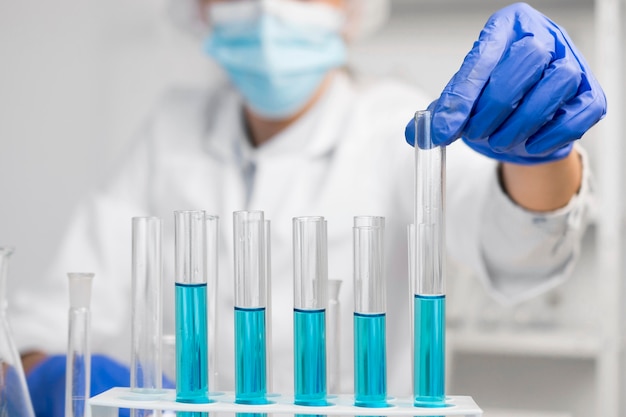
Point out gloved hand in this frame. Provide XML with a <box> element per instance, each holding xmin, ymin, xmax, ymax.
<box><xmin>405</xmin><ymin>2</ymin><xmax>606</xmax><ymax>164</ymax></box>
<box><xmin>26</xmin><ymin>354</ymin><xmax>131</xmax><ymax>417</ymax></box>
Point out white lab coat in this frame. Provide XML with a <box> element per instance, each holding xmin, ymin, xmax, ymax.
<box><xmin>11</xmin><ymin>70</ymin><xmax>591</xmax><ymax>396</ymax></box>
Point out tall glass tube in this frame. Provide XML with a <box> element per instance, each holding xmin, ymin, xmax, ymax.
<box><xmin>353</xmin><ymin>216</ymin><xmax>387</xmax><ymax>408</ymax></box>
<box><xmin>326</xmin><ymin>279</ymin><xmax>342</xmax><ymax>395</ymax></box>
<box><xmin>264</xmin><ymin>219</ymin><xmax>274</xmax><ymax>395</ymax></box>
<box><xmin>206</xmin><ymin>215</ymin><xmax>220</xmax><ymax>394</ymax></box>
<box><xmin>413</xmin><ymin>109</ymin><xmax>446</xmax><ymax>407</ymax></box>
<box><xmin>233</xmin><ymin>211</ymin><xmax>269</xmax><ymax>405</ymax></box>
<box><xmin>65</xmin><ymin>272</ymin><xmax>94</xmax><ymax>417</ymax></box>
<box><xmin>175</xmin><ymin>210</ymin><xmax>210</xmax><ymax>404</ymax></box>
<box><xmin>293</xmin><ymin>216</ymin><xmax>328</xmax><ymax>406</ymax></box>
<box><xmin>130</xmin><ymin>217</ymin><xmax>163</xmax><ymax>404</ymax></box>
<box><xmin>0</xmin><ymin>247</ymin><xmax>35</xmax><ymax>417</ymax></box>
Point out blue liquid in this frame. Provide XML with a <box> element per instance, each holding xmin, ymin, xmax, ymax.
<box><xmin>354</xmin><ymin>312</ymin><xmax>387</xmax><ymax>407</ymax></box>
<box><xmin>294</xmin><ymin>308</ymin><xmax>328</xmax><ymax>406</ymax></box>
<box><xmin>235</xmin><ymin>306</ymin><xmax>269</xmax><ymax>405</ymax></box>
<box><xmin>413</xmin><ymin>294</ymin><xmax>445</xmax><ymax>407</ymax></box>
<box><xmin>175</xmin><ymin>282</ymin><xmax>210</xmax><ymax>403</ymax></box>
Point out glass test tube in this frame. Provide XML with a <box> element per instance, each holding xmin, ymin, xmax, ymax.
<box><xmin>353</xmin><ymin>216</ymin><xmax>387</xmax><ymax>408</ymax></box>
<box><xmin>0</xmin><ymin>247</ymin><xmax>35</xmax><ymax>417</ymax></box>
<box><xmin>206</xmin><ymin>215</ymin><xmax>220</xmax><ymax>394</ymax></box>
<box><xmin>65</xmin><ymin>272</ymin><xmax>94</xmax><ymax>417</ymax></box>
<box><xmin>413</xmin><ymin>110</ymin><xmax>446</xmax><ymax>407</ymax></box>
<box><xmin>326</xmin><ymin>279</ymin><xmax>342</xmax><ymax>395</ymax></box>
<box><xmin>233</xmin><ymin>211</ymin><xmax>269</xmax><ymax>405</ymax></box>
<box><xmin>175</xmin><ymin>210</ymin><xmax>210</xmax><ymax>404</ymax></box>
<box><xmin>264</xmin><ymin>219</ymin><xmax>274</xmax><ymax>395</ymax></box>
<box><xmin>293</xmin><ymin>216</ymin><xmax>328</xmax><ymax>406</ymax></box>
<box><xmin>130</xmin><ymin>217</ymin><xmax>163</xmax><ymax>404</ymax></box>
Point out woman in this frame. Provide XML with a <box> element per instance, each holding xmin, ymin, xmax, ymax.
<box><xmin>20</xmin><ymin>1</ymin><xmax>605</xmax><ymax>416</ymax></box>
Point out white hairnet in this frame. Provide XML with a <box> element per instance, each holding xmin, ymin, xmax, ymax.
<box><xmin>167</xmin><ymin>0</ymin><xmax>391</xmax><ymax>42</ymax></box>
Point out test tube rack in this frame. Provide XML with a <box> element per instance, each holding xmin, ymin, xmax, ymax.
<box><xmin>90</xmin><ymin>388</ymin><xmax>482</xmax><ymax>416</ymax></box>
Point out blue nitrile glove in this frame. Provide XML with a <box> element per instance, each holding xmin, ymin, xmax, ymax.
<box><xmin>405</xmin><ymin>2</ymin><xmax>606</xmax><ymax>164</ymax></box>
<box><xmin>26</xmin><ymin>354</ymin><xmax>131</xmax><ymax>417</ymax></box>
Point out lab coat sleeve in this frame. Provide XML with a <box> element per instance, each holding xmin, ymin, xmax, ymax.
<box><xmin>447</xmin><ymin>143</ymin><xmax>592</xmax><ymax>305</ymax></box>
<box><xmin>10</xmin><ymin>119</ymin><xmax>156</xmax><ymax>359</ymax></box>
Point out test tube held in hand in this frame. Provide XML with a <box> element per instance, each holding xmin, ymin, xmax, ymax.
<box><xmin>412</xmin><ymin>110</ymin><xmax>446</xmax><ymax>407</ymax></box>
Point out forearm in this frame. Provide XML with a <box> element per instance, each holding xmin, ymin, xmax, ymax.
<box><xmin>500</xmin><ymin>149</ymin><xmax>583</xmax><ymax>212</ymax></box>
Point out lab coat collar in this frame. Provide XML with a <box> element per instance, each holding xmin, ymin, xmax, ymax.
<box><xmin>203</xmin><ymin>70</ymin><xmax>354</xmax><ymax>162</ymax></box>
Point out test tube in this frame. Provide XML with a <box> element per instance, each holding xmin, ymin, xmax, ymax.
<box><xmin>413</xmin><ymin>109</ymin><xmax>446</xmax><ymax>407</ymax></box>
<box><xmin>353</xmin><ymin>216</ymin><xmax>387</xmax><ymax>408</ymax></box>
<box><xmin>0</xmin><ymin>247</ymin><xmax>36</xmax><ymax>417</ymax></box>
<box><xmin>130</xmin><ymin>217</ymin><xmax>163</xmax><ymax>404</ymax></box>
<box><xmin>206</xmin><ymin>215</ymin><xmax>220</xmax><ymax>394</ymax></box>
<box><xmin>175</xmin><ymin>210</ymin><xmax>210</xmax><ymax>404</ymax></box>
<box><xmin>293</xmin><ymin>216</ymin><xmax>328</xmax><ymax>406</ymax></box>
<box><xmin>326</xmin><ymin>279</ymin><xmax>342</xmax><ymax>395</ymax></box>
<box><xmin>233</xmin><ymin>210</ymin><xmax>269</xmax><ymax>405</ymax></box>
<box><xmin>264</xmin><ymin>219</ymin><xmax>274</xmax><ymax>395</ymax></box>
<box><xmin>65</xmin><ymin>272</ymin><xmax>94</xmax><ymax>417</ymax></box>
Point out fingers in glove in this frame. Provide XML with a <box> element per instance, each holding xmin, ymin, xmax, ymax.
<box><xmin>525</xmin><ymin>74</ymin><xmax>607</xmax><ymax>155</ymax></box>
<box><xmin>464</xmin><ymin>35</ymin><xmax>553</xmax><ymax>142</ymax></box>
<box><xmin>486</xmin><ymin>54</ymin><xmax>582</xmax><ymax>152</ymax></box>
<box><xmin>431</xmin><ymin>3</ymin><xmax>551</xmax><ymax>145</ymax></box>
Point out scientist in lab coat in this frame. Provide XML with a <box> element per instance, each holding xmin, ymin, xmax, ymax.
<box><xmin>16</xmin><ymin>1</ymin><xmax>605</xmax><ymax>416</ymax></box>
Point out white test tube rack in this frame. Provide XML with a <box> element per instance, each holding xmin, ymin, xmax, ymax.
<box><xmin>90</xmin><ymin>388</ymin><xmax>482</xmax><ymax>416</ymax></box>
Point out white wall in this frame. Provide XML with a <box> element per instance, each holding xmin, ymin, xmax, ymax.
<box><xmin>0</xmin><ymin>1</ymin><xmax>615</xmax><ymax>416</ymax></box>
<box><xmin>0</xmin><ymin>0</ymin><xmax>214</xmax><ymax>287</ymax></box>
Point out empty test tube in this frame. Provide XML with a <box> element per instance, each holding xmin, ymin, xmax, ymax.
<box><xmin>326</xmin><ymin>279</ymin><xmax>342</xmax><ymax>395</ymax></box>
<box><xmin>175</xmin><ymin>210</ymin><xmax>210</xmax><ymax>404</ymax></box>
<box><xmin>412</xmin><ymin>110</ymin><xmax>446</xmax><ymax>407</ymax></box>
<box><xmin>0</xmin><ymin>247</ymin><xmax>35</xmax><ymax>417</ymax></box>
<box><xmin>65</xmin><ymin>272</ymin><xmax>94</xmax><ymax>417</ymax></box>
<box><xmin>130</xmin><ymin>217</ymin><xmax>164</xmax><ymax>404</ymax></box>
<box><xmin>206</xmin><ymin>215</ymin><xmax>220</xmax><ymax>394</ymax></box>
<box><xmin>293</xmin><ymin>216</ymin><xmax>329</xmax><ymax>406</ymax></box>
<box><xmin>264</xmin><ymin>219</ymin><xmax>274</xmax><ymax>395</ymax></box>
<box><xmin>353</xmin><ymin>216</ymin><xmax>387</xmax><ymax>408</ymax></box>
<box><xmin>233</xmin><ymin>210</ymin><xmax>269</xmax><ymax>405</ymax></box>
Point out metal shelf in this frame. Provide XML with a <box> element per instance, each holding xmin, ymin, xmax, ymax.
<box><xmin>449</xmin><ymin>328</ymin><xmax>602</xmax><ymax>359</ymax></box>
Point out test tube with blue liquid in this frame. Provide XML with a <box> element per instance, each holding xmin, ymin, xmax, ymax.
<box><xmin>353</xmin><ymin>216</ymin><xmax>388</xmax><ymax>408</ymax></box>
<box><xmin>412</xmin><ymin>109</ymin><xmax>446</xmax><ymax>407</ymax></box>
<box><xmin>233</xmin><ymin>210</ymin><xmax>270</xmax><ymax>405</ymax></box>
<box><xmin>175</xmin><ymin>210</ymin><xmax>211</xmax><ymax>405</ymax></box>
<box><xmin>293</xmin><ymin>216</ymin><xmax>329</xmax><ymax>407</ymax></box>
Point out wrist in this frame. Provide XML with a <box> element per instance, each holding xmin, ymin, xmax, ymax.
<box><xmin>499</xmin><ymin>149</ymin><xmax>583</xmax><ymax>212</ymax></box>
<box><xmin>21</xmin><ymin>350</ymin><xmax>48</xmax><ymax>374</ymax></box>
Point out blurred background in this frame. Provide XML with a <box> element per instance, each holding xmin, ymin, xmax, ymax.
<box><xmin>0</xmin><ymin>0</ymin><xmax>623</xmax><ymax>416</ymax></box>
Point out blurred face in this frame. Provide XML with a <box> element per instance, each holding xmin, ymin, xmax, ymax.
<box><xmin>203</xmin><ymin>0</ymin><xmax>348</xmax><ymax>120</ymax></box>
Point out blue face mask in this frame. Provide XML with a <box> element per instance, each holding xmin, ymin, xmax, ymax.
<box><xmin>204</xmin><ymin>1</ymin><xmax>347</xmax><ymax>119</ymax></box>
